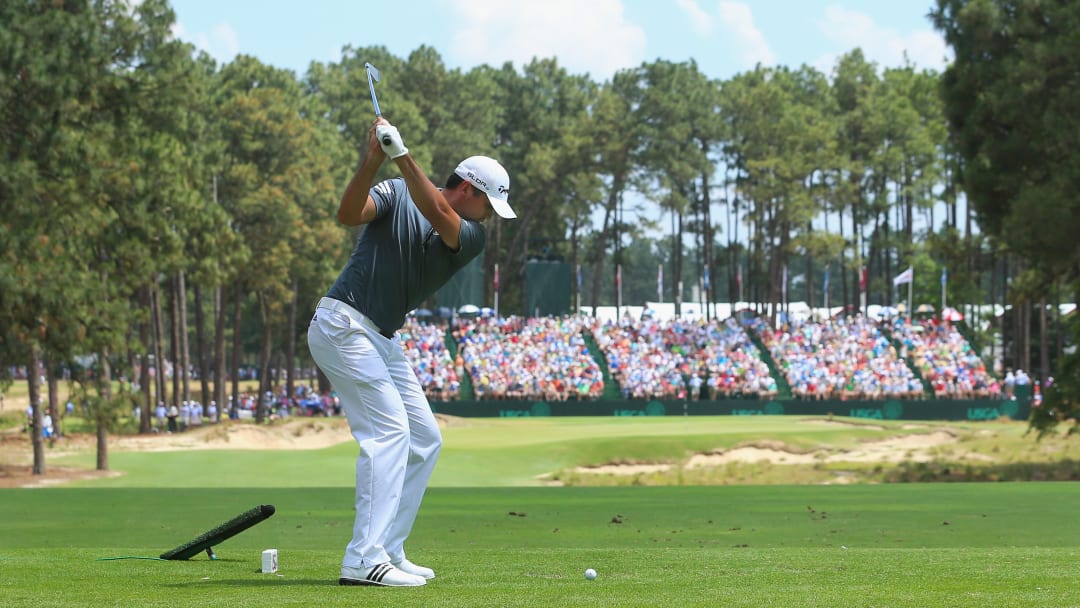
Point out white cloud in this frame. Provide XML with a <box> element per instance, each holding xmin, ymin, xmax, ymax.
<box><xmin>676</xmin><ymin>0</ymin><xmax>714</xmax><ymax>36</ymax></box>
<box><xmin>171</xmin><ymin>21</ymin><xmax>240</xmax><ymax>65</ymax></box>
<box><xmin>447</xmin><ymin>0</ymin><xmax>646</xmax><ymax>80</ymax></box>
<box><xmin>817</xmin><ymin>5</ymin><xmax>950</xmax><ymax>73</ymax></box>
<box><xmin>716</xmin><ymin>1</ymin><xmax>775</xmax><ymax>69</ymax></box>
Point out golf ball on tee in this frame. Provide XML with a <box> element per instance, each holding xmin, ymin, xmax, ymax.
<box><xmin>584</xmin><ymin>568</ymin><xmax>597</xmax><ymax>580</ymax></box>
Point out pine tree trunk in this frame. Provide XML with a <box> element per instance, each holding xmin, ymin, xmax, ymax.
<box><xmin>700</xmin><ymin>164</ymin><xmax>714</xmax><ymax>318</ymax></box>
<box><xmin>96</xmin><ymin>347</ymin><xmax>112</xmax><ymax>471</ymax></box>
<box><xmin>178</xmin><ymin>270</ymin><xmax>191</xmax><ymax>405</ymax></box>
<box><xmin>170</xmin><ymin>275</ymin><xmax>181</xmax><ymax>409</ymax></box>
<box><xmin>140</xmin><ymin>286</ymin><xmax>152</xmax><ymax>434</ymax></box>
<box><xmin>214</xmin><ymin>285</ymin><xmax>227</xmax><ymax>422</ymax></box>
<box><xmin>256</xmin><ymin>293</ymin><xmax>272</xmax><ymax>424</ymax></box>
<box><xmin>231</xmin><ymin>284</ymin><xmax>243</xmax><ymax>419</ymax></box>
<box><xmin>673</xmin><ymin>208</ymin><xmax>683</xmax><ymax>316</ymax></box>
<box><xmin>193</xmin><ymin>283</ymin><xmax>211</xmax><ymax>410</ymax></box>
<box><xmin>45</xmin><ymin>354</ymin><xmax>59</xmax><ymax>437</ymax></box>
<box><xmin>839</xmin><ymin>209</ymin><xmax>849</xmax><ymax>310</ymax></box>
<box><xmin>29</xmin><ymin>346</ymin><xmax>45</xmax><ymax>475</ymax></box>
<box><xmin>286</xmin><ymin>277</ymin><xmax>298</xmax><ymax>407</ymax></box>
<box><xmin>591</xmin><ymin>196</ymin><xmax>613</xmax><ymax>309</ymax></box>
<box><xmin>1039</xmin><ymin>297</ymin><xmax>1049</xmax><ymax>384</ymax></box>
<box><xmin>850</xmin><ymin>202</ymin><xmax>860</xmax><ymax>313</ymax></box>
<box><xmin>152</xmin><ymin>280</ymin><xmax>169</xmax><ymax>410</ymax></box>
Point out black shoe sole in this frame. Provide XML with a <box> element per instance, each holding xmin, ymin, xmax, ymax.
<box><xmin>338</xmin><ymin>576</ymin><xmax>425</xmax><ymax>587</ymax></box>
<box><xmin>339</xmin><ymin>577</ymin><xmax>380</xmax><ymax>586</ymax></box>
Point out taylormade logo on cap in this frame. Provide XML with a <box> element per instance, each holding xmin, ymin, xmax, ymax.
<box><xmin>455</xmin><ymin>156</ymin><xmax>516</xmax><ymax>219</ymax></box>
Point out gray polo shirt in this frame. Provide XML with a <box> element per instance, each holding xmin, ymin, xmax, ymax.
<box><xmin>325</xmin><ymin>177</ymin><xmax>485</xmax><ymax>334</ymax></box>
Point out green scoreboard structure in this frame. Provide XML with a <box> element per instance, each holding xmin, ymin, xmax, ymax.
<box><xmin>435</xmin><ymin>258</ymin><xmax>573</xmax><ymax>316</ymax></box>
<box><xmin>436</xmin><ymin>254</ymin><xmax>484</xmax><ymax>310</ymax></box>
<box><xmin>526</xmin><ymin>260</ymin><xmax>571</xmax><ymax>317</ymax></box>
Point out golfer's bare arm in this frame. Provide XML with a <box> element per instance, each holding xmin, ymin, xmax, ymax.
<box><xmin>337</xmin><ymin>124</ymin><xmax>387</xmax><ymax>226</ymax></box>
<box><xmin>392</xmin><ymin>154</ymin><xmax>462</xmax><ymax>251</ymax></box>
<box><xmin>337</xmin><ymin>173</ymin><xmax>379</xmax><ymax>226</ymax></box>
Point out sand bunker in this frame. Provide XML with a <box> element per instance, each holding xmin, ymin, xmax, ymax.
<box><xmin>111</xmin><ymin>418</ymin><xmax>353</xmax><ymax>452</ymax></box>
<box><xmin>574</xmin><ymin>430</ymin><xmax>964</xmax><ymax>475</ymax></box>
<box><xmin>574</xmin><ymin>463</ymin><xmax>674</xmax><ymax>475</ymax></box>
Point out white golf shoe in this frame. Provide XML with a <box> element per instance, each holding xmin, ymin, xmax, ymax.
<box><xmin>392</xmin><ymin>558</ymin><xmax>435</xmax><ymax>580</ymax></box>
<box><xmin>339</xmin><ymin>563</ymin><xmax>426</xmax><ymax>587</ymax></box>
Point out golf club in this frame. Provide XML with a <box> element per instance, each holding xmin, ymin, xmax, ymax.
<box><xmin>364</xmin><ymin>62</ymin><xmax>393</xmax><ymax>146</ymax></box>
<box><xmin>160</xmin><ymin>504</ymin><xmax>276</xmax><ymax>561</ymax></box>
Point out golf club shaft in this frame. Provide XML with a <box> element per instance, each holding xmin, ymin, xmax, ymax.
<box><xmin>367</xmin><ymin>76</ymin><xmax>381</xmax><ymax>117</ymax></box>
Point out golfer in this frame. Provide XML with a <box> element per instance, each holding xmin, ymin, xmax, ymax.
<box><xmin>308</xmin><ymin>117</ymin><xmax>515</xmax><ymax>587</ymax></box>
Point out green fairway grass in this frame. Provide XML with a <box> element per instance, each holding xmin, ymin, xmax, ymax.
<box><xmin>4</xmin><ymin>417</ymin><xmax>1080</xmax><ymax>606</ymax></box>
<box><xmin>45</xmin><ymin>416</ymin><xmax>1080</xmax><ymax>487</ymax></box>
<box><xmin>1</xmin><ymin>485</ymin><xmax>1078</xmax><ymax>607</ymax></box>
<box><xmin>49</xmin><ymin>415</ymin><xmax>896</xmax><ymax>487</ymax></box>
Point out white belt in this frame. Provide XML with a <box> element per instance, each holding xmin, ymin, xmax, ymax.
<box><xmin>316</xmin><ymin>297</ymin><xmax>394</xmax><ymax>339</ymax></box>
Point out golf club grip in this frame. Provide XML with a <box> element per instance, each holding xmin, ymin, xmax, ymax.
<box><xmin>160</xmin><ymin>504</ymin><xmax>276</xmax><ymax>560</ymax></box>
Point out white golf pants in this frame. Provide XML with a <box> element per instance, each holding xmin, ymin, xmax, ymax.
<box><xmin>307</xmin><ymin>297</ymin><xmax>442</xmax><ymax>568</ymax></box>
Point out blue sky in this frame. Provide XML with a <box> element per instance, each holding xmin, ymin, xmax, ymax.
<box><xmin>167</xmin><ymin>0</ymin><xmax>950</xmax><ymax>81</ymax></box>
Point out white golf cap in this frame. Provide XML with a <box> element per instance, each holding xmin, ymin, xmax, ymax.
<box><xmin>454</xmin><ymin>155</ymin><xmax>515</xmax><ymax>219</ymax></box>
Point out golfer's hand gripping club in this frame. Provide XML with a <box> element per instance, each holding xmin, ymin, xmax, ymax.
<box><xmin>376</xmin><ymin>123</ymin><xmax>408</xmax><ymax>159</ymax></box>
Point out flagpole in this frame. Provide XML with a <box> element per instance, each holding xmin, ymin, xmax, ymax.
<box><xmin>702</xmin><ymin>265</ymin><xmax>709</xmax><ymax>321</ymax></box>
<box><xmin>652</xmin><ymin>265</ymin><xmax>660</xmax><ymax>306</ymax></box>
<box><xmin>616</xmin><ymin>263</ymin><xmax>622</xmax><ymax>316</ymax></box>
<box><xmin>576</xmin><ymin>263</ymin><xmax>581</xmax><ymax>314</ymax></box>
<box><xmin>824</xmin><ymin>264</ymin><xmax>830</xmax><ymax>317</ymax></box>
<box><xmin>859</xmin><ymin>266</ymin><xmax>867</xmax><ymax>315</ymax></box>
<box><xmin>737</xmin><ymin>265</ymin><xmax>743</xmax><ymax>306</ymax></box>
<box><xmin>494</xmin><ymin>263</ymin><xmax>499</xmax><ymax>318</ymax></box>
<box><xmin>941</xmin><ymin>267</ymin><xmax>947</xmax><ymax>316</ymax></box>
<box><xmin>907</xmin><ymin>276</ymin><xmax>913</xmax><ymax>321</ymax></box>
<box><xmin>781</xmin><ymin>264</ymin><xmax>788</xmax><ymax>319</ymax></box>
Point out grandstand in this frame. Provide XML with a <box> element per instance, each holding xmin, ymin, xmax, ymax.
<box><xmin>399</xmin><ymin>319</ymin><xmax>461</xmax><ymax>401</ymax></box>
<box><xmin>399</xmin><ymin>309</ymin><xmax>1030</xmax><ymax>420</ymax></box>
<box><xmin>752</xmin><ymin>315</ymin><xmax>924</xmax><ymax>400</ymax></box>
<box><xmin>589</xmin><ymin>316</ymin><xmax>776</xmax><ymax>401</ymax></box>
<box><xmin>451</xmin><ymin>316</ymin><xmax>604</xmax><ymax>401</ymax></box>
<box><xmin>889</xmin><ymin>317</ymin><xmax>1000</xmax><ymax>399</ymax></box>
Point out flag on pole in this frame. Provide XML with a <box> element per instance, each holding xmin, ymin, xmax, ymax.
<box><xmin>736</xmin><ymin>265</ymin><xmax>743</xmax><ymax>300</ymax></box>
<box><xmin>576</xmin><ymin>264</ymin><xmax>581</xmax><ymax>291</ymax></box>
<box><xmin>703</xmin><ymin>265</ymin><xmax>710</xmax><ymax>291</ymax></box>
<box><xmin>823</xmin><ymin>264</ymin><xmax>831</xmax><ymax>310</ymax></box>
<box><xmin>781</xmin><ymin>264</ymin><xmax>788</xmax><ymax>303</ymax></box>
<box><xmin>494</xmin><ymin>263</ymin><xmax>499</xmax><ymax>291</ymax></box>
<box><xmin>616</xmin><ymin>263</ymin><xmax>623</xmax><ymax>309</ymax></box>
<box><xmin>859</xmin><ymin>266</ymin><xmax>867</xmax><ymax>291</ymax></box>
<box><xmin>940</xmin><ymin>266</ymin><xmax>947</xmax><ymax>312</ymax></box>
<box><xmin>657</xmin><ymin>264</ymin><xmax>663</xmax><ymax>301</ymax></box>
<box><xmin>892</xmin><ymin>266</ymin><xmax>914</xmax><ymax>287</ymax></box>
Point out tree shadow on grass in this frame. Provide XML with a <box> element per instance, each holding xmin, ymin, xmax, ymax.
<box><xmin>163</xmin><ymin>578</ymin><xmax>334</xmax><ymax>588</ymax></box>
<box><xmin>880</xmin><ymin>459</ymin><xmax>1080</xmax><ymax>482</ymax></box>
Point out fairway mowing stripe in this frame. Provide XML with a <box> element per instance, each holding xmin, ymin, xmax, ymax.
<box><xmin>96</xmin><ymin>556</ymin><xmax>166</xmax><ymax>561</ymax></box>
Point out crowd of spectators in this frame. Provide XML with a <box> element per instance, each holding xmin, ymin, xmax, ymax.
<box><xmin>754</xmin><ymin>315</ymin><xmax>924</xmax><ymax>400</ymax></box>
<box><xmin>591</xmin><ymin>316</ymin><xmax>777</xmax><ymax>400</ymax></box>
<box><xmin>7</xmin><ymin>311</ymin><xmax>1012</xmax><ymax>411</ymax></box>
<box><xmin>400</xmin><ymin>318</ymin><xmax>461</xmax><ymax>401</ymax></box>
<box><xmin>890</xmin><ymin>318</ymin><xmax>1000</xmax><ymax>399</ymax></box>
<box><xmin>454</xmin><ymin>316</ymin><xmax>604</xmax><ymax>401</ymax></box>
<box><xmin>698</xmin><ymin>318</ymin><xmax>778</xmax><ymax>399</ymax></box>
<box><xmin>592</xmin><ymin>317</ymin><xmax>693</xmax><ymax>400</ymax></box>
